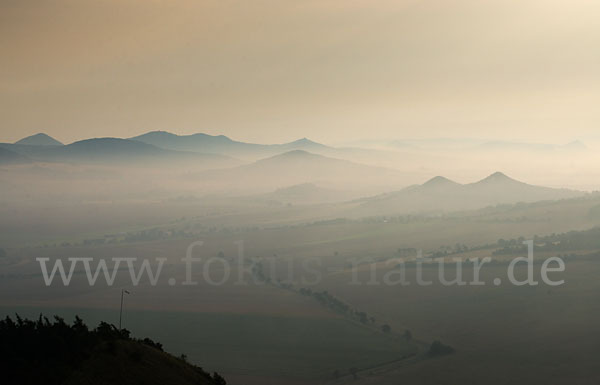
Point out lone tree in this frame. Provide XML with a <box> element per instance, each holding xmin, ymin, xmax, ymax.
<box><xmin>381</xmin><ymin>324</ymin><xmax>391</xmax><ymax>333</ymax></box>
<box><xmin>349</xmin><ymin>367</ymin><xmax>358</xmax><ymax>380</ymax></box>
<box><xmin>403</xmin><ymin>329</ymin><xmax>413</xmax><ymax>342</ymax></box>
<box><xmin>427</xmin><ymin>340</ymin><xmax>455</xmax><ymax>356</ymax></box>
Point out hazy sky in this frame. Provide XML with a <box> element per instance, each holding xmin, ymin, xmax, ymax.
<box><xmin>1</xmin><ymin>0</ymin><xmax>599</xmax><ymax>144</ymax></box>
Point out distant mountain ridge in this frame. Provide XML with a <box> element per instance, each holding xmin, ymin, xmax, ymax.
<box><xmin>0</xmin><ymin>137</ymin><xmax>239</xmax><ymax>167</ymax></box>
<box><xmin>14</xmin><ymin>133</ymin><xmax>63</xmax><ymax>146</ymax></box>
<box><xmin>130</xmin><ymin>130</ymin><xmax>408</xmax><ymax>168</ymax></box>
<box><xmin>130</xmin><ymin>130</ymin><xmax>330</xmax><ymax>159</ymax></box>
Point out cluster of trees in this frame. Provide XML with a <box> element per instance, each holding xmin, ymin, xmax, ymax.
<box><xmin>298</xmin><ymin>288</ymin><xmax>376</xmax><ymax>325</ymax></box>
<box><xmin>1</xmin><ymin>315</ymin><xmax>126</xmax><ymax>384</ymax></box>
<box><xmin>269</xmin><ymin>214</ymin><xmax>441</xmax><ymax>229</ymax></box>
<box><xmin>427</xmin><ymin>340</ymin><xmax>455</xmax><ymax>356</ymax></box>
<box><xmin>493</xmin><ymin>227</ymin><xmax>600</xmax><ymax>255</ymax></box>
<box><xmin>332</xmin><ymin>367</ymin><xmax>359</xmax><ymax>380</ymax></box>
<box><xmin>114</xmin><ymin>228</ymin><xmax>192</xmax><ymax>244</ymax></box>
<box><xmin>396</xmin><ymin>248</ymin><xmax>418</xmax><ymax>257</ymax></box>
<box><xmin>427</xmin><ymin>243</ymin><xmax>470</xmax><ymax>258</ymax></box>
<box><xmin>307</xmin><ymin>218</ymin><xmax>349</xmax><ymax>226</ymax></box>
<box><xmin>0</xmin><ymin>315</ymin><xmax>226</xmax><ymax>385</ymax></box>
<box><xmin>361</xmin><ymin>215</ymin><xmax>436</xmax><ymax>224</ymax></box>
<box><xmin>380</xmin><ymin>325</ymin><xmax>413</xmax><ymax>342</ymax></box>
<box><xmin>75</xmin><ymin>224</ymin><xmax>268</xmax><ymax>248</ymax></box>
<box><xmin>73</xmin><ymin>228</ymin><xmax>196</xmax><ymax>247</ymax></box>
<box><xmin>252</xmin><ymin>261</ymin><xmax>270</xmax><ymax>283</ymax></box>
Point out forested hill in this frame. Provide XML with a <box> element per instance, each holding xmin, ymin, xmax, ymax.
<box><xmin>0</xmin><ymin>315</ymin><xmax>227</xmax><ymax>385</ymax></box>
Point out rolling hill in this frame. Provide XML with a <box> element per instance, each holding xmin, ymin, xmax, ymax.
<box><xmin>254</xmin><ymin>182</ymin><xmax>357</xmax><ymax>204</ymax></box>
<box><xmin>354</xmin><ymin>172</ymin><xmax>585</xmax><ymax>216</ymax></box>
<box><xmin>195</xmin><ymin>150</ymin><xmax>407</xmax><ymax>194</ymax></box>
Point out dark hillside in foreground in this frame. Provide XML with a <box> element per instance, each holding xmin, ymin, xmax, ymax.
<box><xmin>0</xmin><ymin>315</ymin><xmax>226</xmax><ymax>385</ymax></box>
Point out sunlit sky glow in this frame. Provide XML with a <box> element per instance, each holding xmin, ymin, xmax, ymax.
<box><xmin>1</xmin><ymin>0</ymin><xmax>599</xmax><ymax>144</ymax></box>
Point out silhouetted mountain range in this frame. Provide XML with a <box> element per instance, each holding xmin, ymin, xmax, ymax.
<box><xmin>1</xmin><ymin>133</ymin><xmax>591</xmax><ymax>208</ymax></box>
<box><xmin>130</xmin><ymin>130</ymin><xmax>405</xmax><ymax>167</ymax></box>
<box><xmin>0</xmin><ymin>138</ymin><xmax>239</xmax><ymax>167</ymax></box>
<box><xmin>130</xmin><ymin>130</ymin><xmax>330</xmax><ymax>159</ymax></box>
